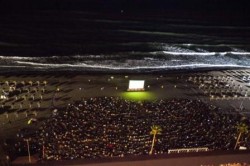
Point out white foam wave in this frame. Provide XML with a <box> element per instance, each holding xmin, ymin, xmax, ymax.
<box><xmin>162</xmin><ymin>51</ymin><xmax>250</xmax><ymax>56</ymax></box>
<box><xmin>163</xmin><ymin>51</ymin><xmax>216</xmax><ymax>56</ymax></box>
<box><xmin>0</xmin><ymin>49</ymin><xmax>249</xmax><ymax>72</ymax></box>
<box><xmin>15</xmin><ymin>61</ymin><xmax>81</xmax><ymax>67</ymax></box>
<box><xmin>0</xmin><ymin>56</ymin><xmax>36</xmax><ymax>60</ymax></box>
<box><xmin>181</xmin><ymin>43</ymin><xmax>250</xmax><ymax>47</ymax></box>
<box><xmin>118</xmin><ymin>30</ymin><xmax>202</xmax><ymax>37</ymax></box>
<box><xmin>231</xmin><ymin>52</ymin><xmax>250</xmax><ymax>55</ymax></box>
<box><xmin>0</xmin><ymin>50</ymin><xmax>249</xmax><ymax>63</ymax></box>
<box><xmin>0</xmin><ymin>65</ymin><xmax>27</xmax><ymax>68</ymax></box>
<box><xmin>168</xmin><ymin>23</ymin><xmax>250</xmax><ymax>30</ymax></box>
<box><xmin>14</xmin><ymin>61</ymin><xmax>250</xmax><ymax>70</ymax></box>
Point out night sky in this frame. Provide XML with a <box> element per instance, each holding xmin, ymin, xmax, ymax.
<box><xmin>0</xmin><ymin>0</ymin><xmax>249</xmax><ymax>23</ymax></box>
<box><xmin>0</xmin><ymin>0</ymin><xmax>249</xmax><ymax>13</ymax></box>
<box><xmin>0</xmin><ymin>0</ymin><xmax>249</xmax><ymax>26</ymax></box>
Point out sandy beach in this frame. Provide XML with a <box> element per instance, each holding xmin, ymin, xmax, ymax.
<box><xmin>0</xmin><ymin>69</ymin><xmax>250</xmax><ymax>165</ymax></box>
<box><xmin>1</xmin><ymin>69</ymin><xmax>250</xmax><ymax>139</ymax></box>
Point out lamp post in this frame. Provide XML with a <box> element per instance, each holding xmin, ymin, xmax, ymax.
<box><xmin>43</xmin><ymin>144</ymin><xmax>45</xmax><ymax>159</ymax></box>
<box><xmin>24</xmin><ymin>138</ymin><xmax>31</xmax><ymax>163</ymax></box>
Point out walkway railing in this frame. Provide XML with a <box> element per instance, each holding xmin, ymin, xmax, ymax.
<box><xmin>168</xmin><ymin>147</ymin><xmax>209</xmax><ymax>154</ymax></box>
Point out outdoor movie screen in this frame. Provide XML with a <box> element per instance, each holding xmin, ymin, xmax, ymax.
<box><xmin>128</xmin><ymin>80</ymin><xmax>145</xmax><ymax>91</ymax></box>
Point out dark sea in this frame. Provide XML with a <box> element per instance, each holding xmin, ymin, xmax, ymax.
<box><xmin>0</xmin><ymin>11</ymin><xmax>250</xmax><ymax>73</ymax></box>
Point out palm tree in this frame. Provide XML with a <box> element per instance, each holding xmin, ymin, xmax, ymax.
<box><xmin>234</xmin><ymin>123</ymin><xmax>248</xmax><ymax>149</ymax></box>
<box><xmin>149</xmin><ymin>125</ymin><xmax>162</xmax><ymax>155</ymax></box>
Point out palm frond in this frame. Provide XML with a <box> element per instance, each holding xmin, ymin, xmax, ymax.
<box><xmin>237</xmin><ymin>123</ymin><xmax>248</xmax><ymax>134</ymax></box>
<box><xmin>150</xmin><ymin>125</ymin><xmax>162</xmax><ymax>135</ymax></box>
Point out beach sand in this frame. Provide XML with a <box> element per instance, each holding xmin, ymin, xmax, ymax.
<box><xmin>0</xmin><ymin>69</ymin><xmax>250</xmax><ymax>157</ymax></box>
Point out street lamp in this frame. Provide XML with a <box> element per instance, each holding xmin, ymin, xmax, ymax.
<box><xmin>24</xmin><ymin>138</ymin><xmax>31</xmax><ymax>163</ymax></box>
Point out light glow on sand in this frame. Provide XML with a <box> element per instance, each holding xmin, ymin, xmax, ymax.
<box><xmin>120</xmin><ymin>91</ymin><xmax>156</xmax><ymax>101</ymax></box>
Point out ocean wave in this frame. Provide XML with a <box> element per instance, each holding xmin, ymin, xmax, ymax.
<box><xmin>0</xmin><ymin>49</ymin><xmax>249</xmax><ymax>59</ymax></box>
<box><xmin>0</xmin><ymin>56</ymin><xmax>35</xmax><ymax>60</ymax></box>
<box><xmin>168</xmin><ymin>23</ymin><xmax>250</xmax><ymax>30</ymax></box>
<box><xmin>11</xmin><ymin>60</ymin><xmax>250</xmax><ymax>70</ymax></box>
<box><xmin>118</xmin><ymin>29</ymin><xmax>212</xmax><ymax>38</ymax></box>
<box><xmin>0</xmin><ymin>50</ymin><xmax>250</xmax><ymax>62</ymax></box>
<box><xmin>0</xmin><ymin>49</ymin><xmax>249</xmax><ymax>72</ymax></box>
<box><xmin>162</xmin><ymin>51</ymin><xmax>250</xmax><ymax>56</ymax></box>
<box><xmin>180</xmin><ymin>43</ymin><xmax>250</xmax><ymax>47</ymax></box>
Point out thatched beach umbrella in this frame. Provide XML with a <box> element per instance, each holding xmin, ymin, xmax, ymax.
<box><xmin>5</xmin><ymin>81</ymin><xmax>9</xmax><ymax>86</ymax></box>
<box><xmin>12</xmin><ymin>81</ymin><xmax>17</xmax><ymax>86</ymax></box>
<box><xmin>28</xmin><ymin>81</ymin><xmax>33</xmax><ymax>86</ymax></box>
<box><xmin>43</xmin><ymin>80</ymin><xmax>47</xmax><ymax>86</ymax></box>
<box><xmin>21</xmin><ymin>81</ymin><xmax>25</xmax><ymax>86</ymax></box>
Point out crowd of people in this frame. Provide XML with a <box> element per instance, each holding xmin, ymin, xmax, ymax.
<box><xmin>16</xmin><ymin>96</ymin><xmax>247</xmax><ymax>161</ymax></box>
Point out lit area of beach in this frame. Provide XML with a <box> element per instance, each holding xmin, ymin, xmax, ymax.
<box><xmin>0</xmin><ymin>69</ymin><xmax>250</xmax><ymax>165</ymax></box>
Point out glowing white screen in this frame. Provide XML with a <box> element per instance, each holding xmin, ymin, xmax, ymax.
<box><xmin>128</xmin><ymin>80</ymin><xmax>145</xmax><ymax>90</ymax></box>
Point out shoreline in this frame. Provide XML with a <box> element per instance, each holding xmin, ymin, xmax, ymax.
<box><xmin>0</xmin><ymin>66</ymin><xmax>247</xmax><ymax>76</ymax></box>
